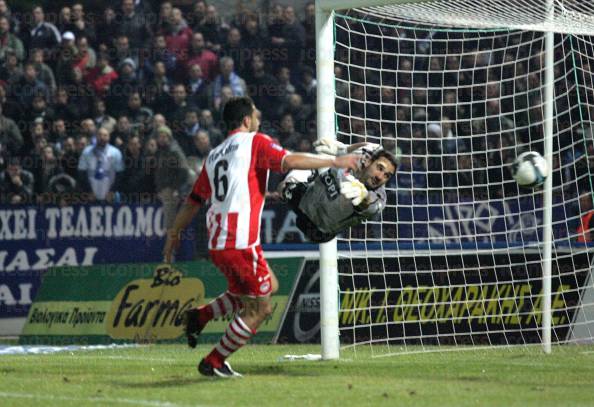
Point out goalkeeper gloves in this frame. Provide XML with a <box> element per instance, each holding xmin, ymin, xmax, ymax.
<box><xmin>340</xmin><ymin>175</ymin><xmax>368</xmax><ymax>206</ymax></box>
<box><xmin>313</xmin><ymin>138</ymin><xmax>348</xmax><ymax>156</ymax></box>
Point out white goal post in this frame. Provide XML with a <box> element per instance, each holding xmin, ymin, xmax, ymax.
<box><xmin>316</xmin><ymin>0</ymin><xmax>594</xmax><ymax>359</ymax></box>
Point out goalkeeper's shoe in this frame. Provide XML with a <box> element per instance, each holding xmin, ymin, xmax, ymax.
<box><xmin>198</xmin><ymin>359</ymin><xmax>243</xmax><ymax>378</ymax></box>
<box><xmin>183</xmin><ymin>308</ymin><xmax>206</xmax><ymax>348</ymax></box>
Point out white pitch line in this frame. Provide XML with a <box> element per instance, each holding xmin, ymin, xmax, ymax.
<box><xmin>0</xmin><ymin>391</ymin><xmax>201</xmax><ymax>407</ymax></box>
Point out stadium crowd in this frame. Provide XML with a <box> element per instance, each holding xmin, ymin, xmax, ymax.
<box><xmin>0</xmin><ymin>1</ymin><xmax>318</xmax><ymax>221</ymax></box>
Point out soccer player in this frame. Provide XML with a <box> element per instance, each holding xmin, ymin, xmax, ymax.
<box><xmin>162</xmin><ymin>96</ymin><xmax>359</xmax><ymax>378</ymax></box>
<box><xmin>278</xmin><ymin>138</ymin><xmax>397</xmax><ymax>243</ymax></box>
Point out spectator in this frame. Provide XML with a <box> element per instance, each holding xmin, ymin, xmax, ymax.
<box><xmin>67</xmin><ymin>66</ymin><xmax>93</xmax><ymax>119</ymax></box>
<box><xmin>133</xmin><ymin>0</ymin><xmax>153</xmax><ymax>17</ymax></box>
<box><xmin>174</xmin><ymin>108</ymin><xmax>200</xmax><ymax>156</ymax></box>
<box><xmin>33</xmin><ymin>145</ymin><xmax>63</xmax><ymax>196</ymax></box>
<box><xmin>199</xmin><ymin>109</ymin><xmax>223</xmax><ymax>146</ymax></box>
<box><xmin>269</xmin><ymin>6</ymin><xmax>305</xmax><ymax>69</ymax></box>
<box><xmin>77</xmin><ymin>126</ymin><xmax>124</xmax><ymax>201</ymax></box>
<box><xmin>276</xmin><ymin>66</ymin><xmax>295</xmax><ymax>99</ymax></box>
<box><xmin>59</xmin><ymin>136</ymin><xmax>79</xmax><ymax>179</ymax></box>
<box><xmin>144</xmin><ymin>60</ymin><xmax>171</xmax><ymax>109</ymax></box>
<box><xmin>25</xmin><ymin>124</ymin><xmax>48</xmax><ymax>171</ymax></box>
<box><xmin>239</xmin><ymin>12</ymin><xmax>264</xmax><ymax>61</ymax></box>
<box><xmin>154</xmin><ymin>125</ymin><xmax>189</xmax><ymax>229</ymax></box>
<box><xmin>112</xmin><ymin>115</ymin><xmax>133</xmax><ymax>149</ymax></box>
<box><xmin>117</xmin><ymin>0</ymin><xmax>152</xmax><ymax>51</ymax></box>
<box><xmin>0</xmin><ymin>157</ymin><xmax>34</xmax><ymax>204</ymax></box>
<box><xmin>50</xmin><ymin>118</ymin><xmax>70</xmax><ymax>148</ymax></box>
<box><xmin>76</xmin><ymin>135</ymin><xmax>89</xmax><ymax>155</ymax></box>
<box><xmin>295</xmin><ymin>65</ymin><xmax>317</xmax><ymax>105</ymax></box>
<box><xmin>283</xmin><ymin>93</ymin><xmax>314</xmax><ymax>135</ymax></box>
<box><xmin>190</xmin><ymin>128</ymin><xmax>211</xmax><ymax>162</ymax></box>
<box><xmin>186</xmin><ymin>32</ymin><xmax>218</xmax><ymax>82</ymax></box>
<box><xmin>29</xmin><ymin>6</ymin><xmax>61</xmax><ymax>54</ymax></box>
<box><xmin>188</xmin><ymin>1</ymin><xmax>207</xmax><ymax>30</ymax></box>
<box><xmin>156</xmin><ymin>1</ymin><xmax>173</xmax><ymax>34</ymax></box>
<box><xmin>68</xmin><ymin>3</ymin><xmax>95</xmax><ymax>44</ymax></box>
<box><xmin>246</xmin><ymin>53</ymin><xmax>281</xmax><ymax>120</ymax></box>
<box><xmin>0</xmin><ymin>1</ymin><xmax>19</xmax><ymax>36</ymax></box>
<box><xmin>221</xmin><ymin>27</ymin><xmax>245</xmax><ymax>75</ymax></box>
<box><xmin>212</xmin><ymin>57</ymin><xmax>246</xmax><ymax>110</ymax></box>
<box><xmin>302</xmin><ymin>2</ymin><xmax>316</xmax><ymax>68</ymax></box>
<box><xmin>95</xmin><ymin>7</ymin><xmax>118</xmax><ymax>50</ymax></box>
<box><xmin>30</xmin><ymin>48</ymin><xmax>55</xmax><ymax>93</ymax></box>
<box><xmin>0</xmin><ymin>16</ymin><xmax>23</xmax><ymax>63</ymax></box>
<box><xmin>93</xmin><ymin>98</ymin><xmax>116</xmax><ymax>133</ymax></box>
<box><xmin>120</xmin><ymin>135</ymin><xmax>154</xmax><ymax>196</ymax></box>
<box><xmin>165</xmin><ymin>8</ymin><xmax>193</xmax><ymax>70</ymax></box>
<box><xmin>267</xmin><ymin>3</ymin><xmax>284</xmax><ymax>41</ymax></box>
<box><xmin>164</xmin><ymin>83</ymin><xmax>196</xmax><ymax>131</ymax></box>
<box><xmin>0</xmin><ymin>102</ymin><xmax>22</xmax><ymax>155</ymax></box>
<box><xmin>148</xmin><ymin>113</ymin><xmax>167</xmax><ymax>139</ymax></box>
<box><xmin>296</xmin><ymin>138</ymin><xmax>312</xmax><ymax>153</ymax></box>
<box><xmin>125</xmin><ymin>91</ymin><xmax>153</xmax><ymax>127</ymax></box>
<box><xmin>10</xmin><ymin>62</ymin><xmax>49</xmax><ymax>111</ymax></box>
<box><xmin>0</xmin><ymin>48</ymin><xmax>22</xmax><ymax>88</ymax></box>
<box><xmin>111</xmin><ymin>35</ymin><xmax>138</xmax><ymax>72</ymax></box>
<box><xmin>55</xmin><ymin>31</ymin><xmax>78</xmax><ymax>84</ymax></box>
<box><xmin>85</xmin><ymin>53</ymin><xmax>118</xmax><ymax>97</ymax></box>
<box><xmin>193</xmin><ymin>5</ymin><xmax>226</xmax><ymax>53</ymax></box>
<box><xmin>80</xmin><ymin>118</ymin><xmax>98</xmax><ymax>145</ymax></box>
<box><xmin>53</xmin><ymin>87</ymin><xmax>79</xmax><ymax>122</ymax></box>
<box><xmin>57</xmin><ymin>6</ymin><xmax>72</xmax><ymax>33</ymax></box>
<box><xmin>186</xmin><ymin>128</ymin><xmax>211</xmax><ymax>179</ymax></box>
<box><xmin>106</xmin><ymin>58</ymin><xmax>140</xmax><ymax>117</ymax></box>
<box><xmin>277</xmin><ymin>113</ymin><xmax>303</xmax><ymax>151</ymax></box>
<box><xmin>213</xmin><ymin>84</ymin><xmax>233</xmax><ymax>123</ymax></box>
<box><xmin>186</xmin><ymin>63</ymin><xmax>209</xmax><ymax>109</ymax></box>
<box><xmin>150</xmin><ymin>34</ymin><xmax>177</xmax><ymax>77</ymax></box>
<box><xmin>28</xmin><ymin>93</ymin><xmax>54</xmax><ymax>124</ymax></box>
<box><xmin>73</xmin><ymin>36</ymin><xmax>96</xmax><ymax>73</ymax></box>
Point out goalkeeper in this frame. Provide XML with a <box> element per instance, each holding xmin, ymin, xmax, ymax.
<box><xmin>279</xmin><ymin>139</ymin><xmax>397</xmax><ymax>243</ymax></box>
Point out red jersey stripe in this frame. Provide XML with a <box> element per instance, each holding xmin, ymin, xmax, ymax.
<box><xmin>224</xmin><ymin>213</ymin><xmax>239</xmax><ymax>249</ymax></box>
<box><xmin>210</xmin><ymin>213</ymin><xmax>222</xmax><ymax>249</ymax></box>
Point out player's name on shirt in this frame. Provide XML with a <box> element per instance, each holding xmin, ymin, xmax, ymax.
<box><xmin>208</xmin><ymin>142</ymin><xmax>239</xmax><ymax>164</ymax></box>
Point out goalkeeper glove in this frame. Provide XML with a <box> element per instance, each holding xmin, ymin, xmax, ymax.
<box><xmin>313</xmin><ymin>138</ymin><xmax>348</xmax><ymax>156</ymax></box>
<box><xmin>340</xmin><ymin>175</ymin><xmax>368</xmax><ymax>206</ymax></box>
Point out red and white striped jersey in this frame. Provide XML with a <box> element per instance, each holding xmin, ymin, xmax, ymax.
<box><xmin>188</xmin><ymin>131</ymin><xmax>288</xmax><ymax>250</ymax></box>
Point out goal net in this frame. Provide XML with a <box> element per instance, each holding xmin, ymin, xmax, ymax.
<box><xmin>330</xmin><ymin>0</ymin><xmax>594</xmax><ymax>355</ymax></box>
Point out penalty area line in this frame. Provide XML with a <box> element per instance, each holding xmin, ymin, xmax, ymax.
<box><xmin>0</xmin><ymin>391</ymin><xmax>202</xmax><ymax>407</ymax></box>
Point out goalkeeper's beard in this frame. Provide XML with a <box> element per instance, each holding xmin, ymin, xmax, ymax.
<box><xmin>356</xmin><ymin>170</ymin><xmax>380</xmax><ymax>190</ymax></box>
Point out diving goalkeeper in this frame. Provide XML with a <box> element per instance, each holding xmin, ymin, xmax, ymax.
<box><xmin>279</xmin><ymin>139</ymin><xmax>397</xmax><ymax>243</ymax></box>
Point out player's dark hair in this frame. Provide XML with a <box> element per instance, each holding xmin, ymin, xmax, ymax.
<box><xmin>371</xmin><ymin>149</ymin><xmax>398</xmax><ymax>175</ymax></box>
<box><xmin>222</xmin><ymin>96</ymin><xmax>254</xmax><ymax>132</ymax></box>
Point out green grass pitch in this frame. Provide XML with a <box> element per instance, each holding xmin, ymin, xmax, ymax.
<box><xmin>1</xmin><ymin>344</ymin><xmax>594</xmax><ymax>406</ymax></box>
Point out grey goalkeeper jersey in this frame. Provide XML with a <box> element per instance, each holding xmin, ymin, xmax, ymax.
<box><xmin>297</xmin><ymin>144</ymin><xmax>387</xmax><ymax>235</ymax></box>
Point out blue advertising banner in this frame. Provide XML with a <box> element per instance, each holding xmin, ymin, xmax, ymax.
<box><xmin>0</xmin><ymin>204</ymin><xmax>194</xmax><ymax>321</ymax></box>
<box><xmin>391</xmin><ymin>192</ymin><xmax>574</xmax><ymax>245</ymax></box>
<box><xmin>261</xmin><ymin>195</ymin><xmax>577</xmax><ymax>247</ymax></box>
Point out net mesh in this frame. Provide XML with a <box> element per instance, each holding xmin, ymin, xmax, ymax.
<box><xmin>360</xmin><ymin>0</ymin><xmax>594</xmax><ymax>34</ymax></box>
<box><xmin>332</xmin><ymin>5</ymin><xmax>594</xmax><ymax>355</ymax></box>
